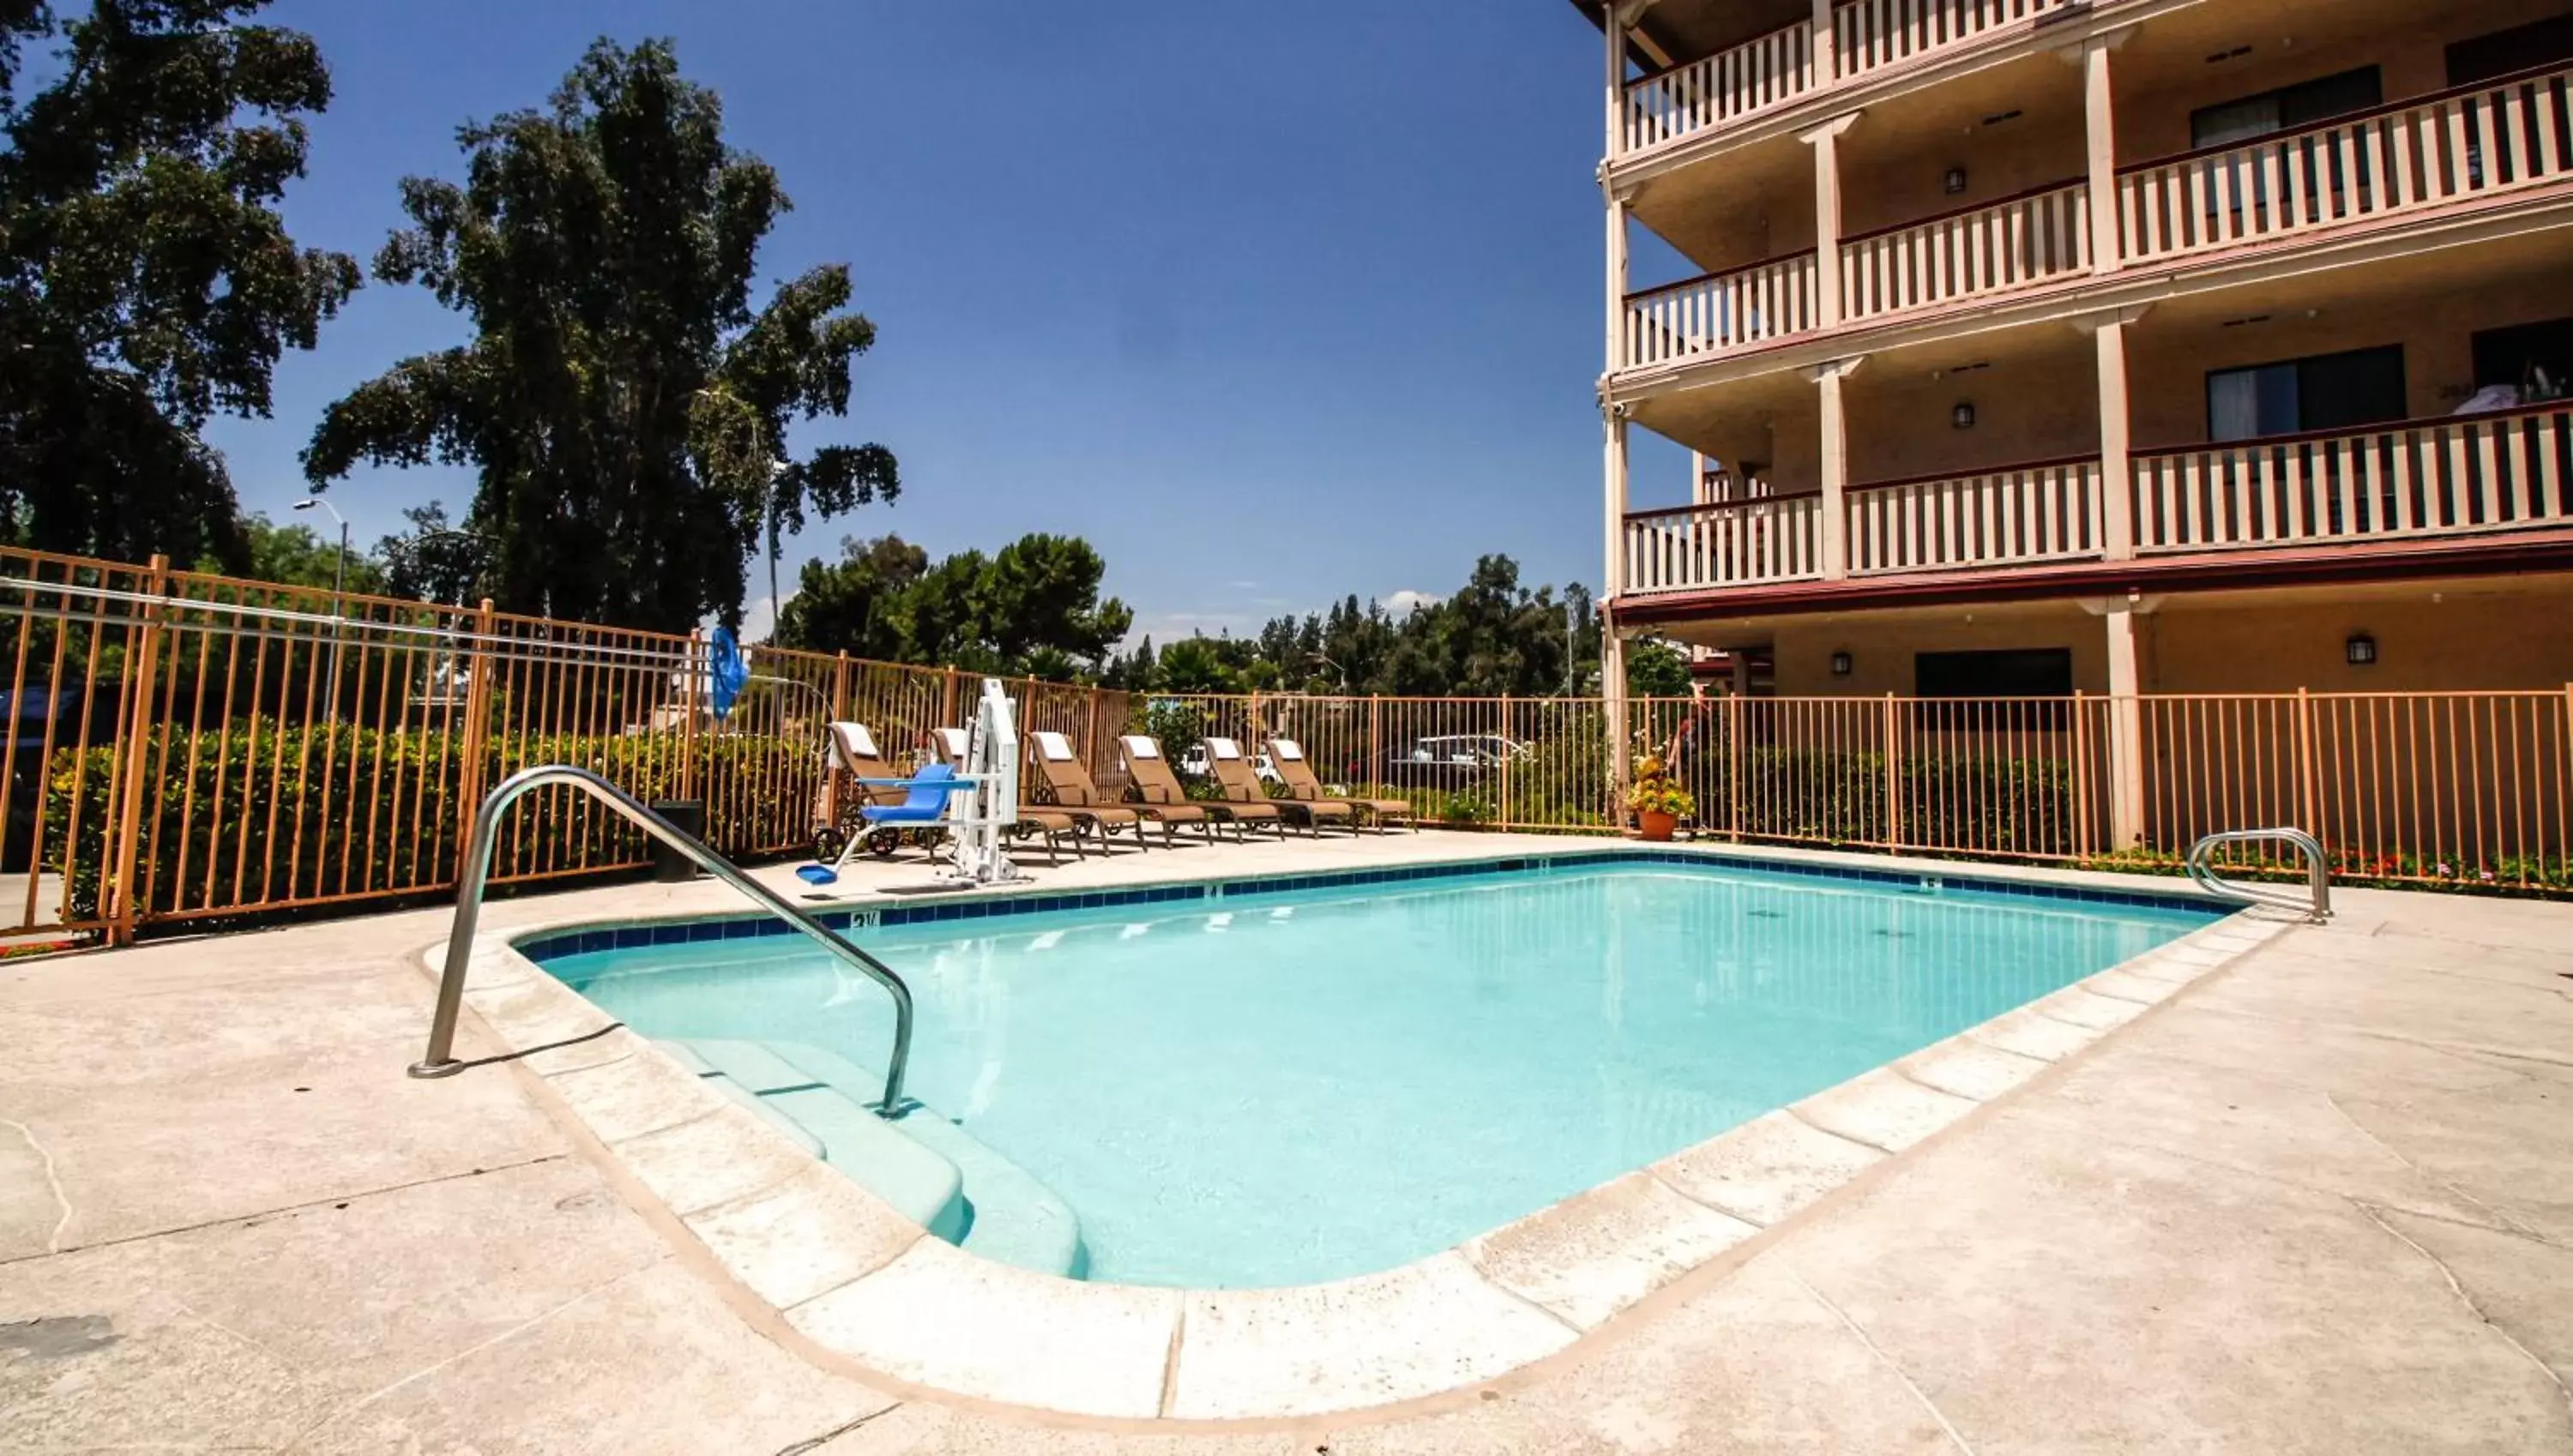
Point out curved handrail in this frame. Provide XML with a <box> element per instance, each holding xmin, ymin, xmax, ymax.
<box><xmin>2185</xmin><ymin>827</ymin><xmax>2332</xmax><ymax>922</ymax></box>
<box><xmin>408</xmin><ymin>765</ymin><xmax>916</xmax><ymax>1113</ymax></box>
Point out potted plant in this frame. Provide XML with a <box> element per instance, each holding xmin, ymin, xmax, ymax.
<box><xmin>1624</xmin><ymin>752</ymin><xmax>1695</xmax><ymax>843</ymax></box>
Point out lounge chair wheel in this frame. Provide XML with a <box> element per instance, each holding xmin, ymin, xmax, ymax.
<box><xmin>812</xmin><ymin>826</ymin><xmax>847</xmax><ymax>863</ymax></box>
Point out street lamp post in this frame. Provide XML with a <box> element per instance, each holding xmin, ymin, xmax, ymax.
<box><xmin>294</xmin><ymin>496</ymin><xmax>350</xmax><ymax>720</ymax></box>
<box><xmin>764</xmin><ymin>460</ymin><xmax>787</xmax><ymax>642</ymax></box>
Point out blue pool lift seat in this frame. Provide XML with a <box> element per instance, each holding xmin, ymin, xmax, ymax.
<box><xmin>860</xmin><ymin>761</ymin><xmax>972</xmax><ymax>827</ymax></box>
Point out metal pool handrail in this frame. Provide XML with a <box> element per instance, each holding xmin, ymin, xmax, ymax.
<box><xmin>2185</xmin><ymin>827</ymin><xmax>2332</xmax><ymax>923</ymax></box>
<box><xmin>408</xmin><ymin>764</ymin><xmax>915</xmax><ymax>1112</ymax></box>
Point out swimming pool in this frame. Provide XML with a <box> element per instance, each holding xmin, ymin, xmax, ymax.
<box><xmin>533</xmin><ymin>856</ymin><xmax>2218</xmax><ymax>1288</ymax></box>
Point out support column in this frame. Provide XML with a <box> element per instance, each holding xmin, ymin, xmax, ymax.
<box><xmin>2104</xmin><ymin>597</ymin><xmax>2147</xmax><ymax>851</ymax></box>
<box><xmin>1604</xmin><ymin>0</ymin><xmax>1630</xmax><ymax>160</ymax></box>
<box><xmin>1605</xmin><ymin>194</ymin><xmax>1630</xmax><ymax>374</ymax></box>
<box><xmin>1602</xmin><ymin>403</ymin><xmax>1634</xmax><ymax>794</ymax></box>
<box><xmin>1800</xmin><ymin>112</ymin><xmax>1859</xmax><ymax>328</ymax></box>
<box><xmin>2089</xmin><ymin>305</ymin><xmax>2148</xmax><ymax>560</ymax></box>
<box><xmin>1812</xmin><ymin>357</ymin><xmax>1863</xmax><ymax>580</ymax></box>
<box><xmin>1604</xmin><ymin>626</ymin><xmax>1631</xmax><ymax>794</ymax></box>
<box><xmin>2080</xmin><ymin>31</ymin><xmax>2130</xmax><ymax>274</ymax></box>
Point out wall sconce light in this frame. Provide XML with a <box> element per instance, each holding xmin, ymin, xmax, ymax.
<box><xmin>1943</xmin><ymin>166</ymin><xmax>1968</xmax><ymax>195</ymax></box>
<box><xmin>2345</xmin><ymin>632</ymin><xmax>2377</xmax><ymax>666</ymax></box>
<box><xmin>1830</xmin><ymin>650</ymin><xmax>1853</xmax><ymax>677</ymax></box>
<box><xmin>1951</xmin><ymin>401</ymin><xmax>1976</xmax><ymax>430</ymax></box>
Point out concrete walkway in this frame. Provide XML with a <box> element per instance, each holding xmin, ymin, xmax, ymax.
<box><xmin>2</xmin><ymin>839</ymin><xmax>2569</xmax><ymax>1453</ymax></box>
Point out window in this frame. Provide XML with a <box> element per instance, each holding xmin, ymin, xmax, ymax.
<box><xmin>2190</xmin><ymin>66</ymin><xmax>2383</xmax><ymax>148</ymax></box>
<box><xmin>2470</xmin><ymin>318</ymin><xmax>2573</xmax><ymax>403</ymax></box>
<box><xmin>2448</xmin><ymin>16</ymin><xmax>2573</xmax><ymax>87</ymax></box>
<box><xmin>1916</xmin><ymin>649</ymin><xmax>2073</xmax><ymax>699</ymax></box>
<box><xmin>2206</xmin><ymin>345</ymin><xmax>2407</xmax><ymax>442</ymax></box>
<box><xmin>1913</xmin><ymin>648</ymin><xmax>2073</xmax><ymax>731</ymax></box>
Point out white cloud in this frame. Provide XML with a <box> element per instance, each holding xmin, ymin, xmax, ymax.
<box><xmin>1382</xmin><ymin>588</ymin><xmax>1443</xmax><ymax>615</ymax></box>
<box><xmin>735</xmin><ymin>592</ymin><xmax>794</xmax><ymax>644</ymax></box>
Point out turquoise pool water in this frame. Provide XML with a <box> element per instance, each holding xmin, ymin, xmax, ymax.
<box><xmin>541</xmin><ymin>861</ymin><xmax>2215</xmax><ymax>1287</ymax></box>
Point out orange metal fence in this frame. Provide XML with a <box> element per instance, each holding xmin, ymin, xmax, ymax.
<box><xmin>1</xmin><ymin>543</ymin><xmax>2565</xmax><ymax>945</ymax></box>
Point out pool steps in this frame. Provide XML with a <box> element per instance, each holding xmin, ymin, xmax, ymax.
<box><xmin>662</xmin><ymin>1038</ymin><xmax>1084</xmax><ymax>1277</ymax></box>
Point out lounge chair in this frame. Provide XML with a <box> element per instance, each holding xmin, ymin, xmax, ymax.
<box><xmin>1266</xmin><ymin>737</ymin><xmax>1411</xmax><ymax>833</ymax></box>
<box><xmin>1119</xmin><ymin>735</ymin><xmax>1280</xmax><ymax>841</ymax></box>
<box><xmin>1025</xmin><ymin>731</ymin><xmax>1159</xmax><ymax>850</ymax></box>
<box><xmin>819</xmin><ymin>721</ymin><xmax>943</xmax><ymax>863</ymax></box>
<box><xmin>1206</xmin><ymin>737</ymin><xmax>1350</xmax><ymax>835</ymax></box>
<box><xmin>931</xmin><ymin>726</ymin><xmax>1090</xmax><ymax>865</ymax></box>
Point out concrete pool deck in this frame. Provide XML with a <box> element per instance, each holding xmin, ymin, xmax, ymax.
<box><xmin>3</xmin><ymin>830</ymin><xmax>2570</xmax><ymax>1452</ymax></box>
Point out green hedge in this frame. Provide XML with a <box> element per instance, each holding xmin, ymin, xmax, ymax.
<box><xmin>46</xmin><ymin>720</ymin><xmax>810</xmax><ymax>923</ymax></box>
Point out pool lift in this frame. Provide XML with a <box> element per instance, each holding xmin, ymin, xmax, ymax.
<box><xmin>801</xmin><ymin>677</ymin><xmax>1031</xmax><ymax>889</ymax></box>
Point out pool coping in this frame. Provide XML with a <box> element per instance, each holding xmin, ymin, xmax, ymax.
<box><xmin>423</xmin><ymin>842</ymin><xmax>2293</xmax><ymax>1422</ymax></box>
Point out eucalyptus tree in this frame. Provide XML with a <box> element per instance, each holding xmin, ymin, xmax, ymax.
<box><xmin>304</xmin><ymin>38</ymin><xmax>897</xmax><ymax>631</ymax></box>
<box><xmin>0</xmin><ymin>0</ymin><xmax>359</xmax><ymax>565</ymax></box>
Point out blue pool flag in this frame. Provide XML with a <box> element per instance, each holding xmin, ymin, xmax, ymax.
<box><xmin>709</xmin><ymin>626</ymin><xmax>748</xmax><ymax>722</ymax></box>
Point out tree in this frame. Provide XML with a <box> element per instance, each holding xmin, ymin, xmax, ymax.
<box><xmin>304</xmin><ymin>38</ymin><xmax>896</xmax><ymax>631</ymax></box>
<box><xmin>1625</xmin><ymin>640</ymin><xmax>1693</xmax><ymax>698</ymax></box>
<box><xmin>217</xmin><ymin>512</ymin><xmax>388</xmax><ymax>596</ymax></box>
<box><xmin>374</xmin><ymin>502</ymin><xmax>493</xmax><ymax>605</ymax></box>
<box><xmin>979</xmin><ymin>535</ymin><xmax>1132</xmax><ymax>670</ymax></box>
<box><xmin>774</xmin><ymin>532</ymin><xmax>1132</xmax><ymax>677</ymax></box>
<box><xmin>773</xmin><ymin>533</ymin><xmax>926</xmax><ymax>661</ymax></box>
<box><xmin>0</xmin><ymin>1</ymin><xmax>359</xmax><ymax>566</ymax></box>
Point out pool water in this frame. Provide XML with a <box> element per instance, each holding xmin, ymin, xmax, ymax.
<box><xmin>544</xmin><ymin>862</ymin><xmax>2215</xmax><ymax>1287</ymax></box>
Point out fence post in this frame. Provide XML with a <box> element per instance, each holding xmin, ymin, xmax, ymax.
<box><xmin>1498</xmin><ymin>694</ymin><xmax>1513</xmax><ymax>829</ymax></box>
<box><xmin>1369</xmin><ymin>695</ymin><xmax>1382</xmax><ymax>793</ymax></box>
<box><xmin>2293</xmin><ymin>686</ymin><xmax>2318</xmax><ymax>840</ymax></box>
<box><xmin>2070</xmin><ymin>689</ymin><xmax>2094</xmax><ymax>854</ymax></box>
<box><xmin>452</xmin><ymin>598</ymin><xmax>497</xmax><ymax>884</ymax></box>
<box><xmin>680</xmin><ymin>629</ymin><xmax>703</xmax><ymax>805</ymax></box>
<box><xmin>1881</xmin><ymin>691</ymin><xmax>1901</xmax><ymax>849</ymax></box>
<box><xmin>1726</xmin><ymin>692</ymin><xmax>1744</xmax><ymax>841</ymax></box>
<box><xmin>104</xmin><ymin>554</ymin><xmax>170</xmax><ymax>944</ymax></box>
<box><xmin>827</xmin><ymin>650</ymin><xmax>852</xmax><ymax>826</ymax></box>
<box><xmin>940</xmin><ymin>669</ymin><xmax>960</xmax><ymax>731</ymax></box>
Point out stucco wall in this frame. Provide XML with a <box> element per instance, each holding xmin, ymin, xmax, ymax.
<box><xmin>1709</xmin><ymin>574</ymin><xmax>2573</xmax><ymax>697</ymax></box>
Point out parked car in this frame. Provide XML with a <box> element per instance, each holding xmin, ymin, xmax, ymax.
<box><xmin>1377</xmin><ymin>734</ymin><xmax>1531</xmax><ymax>791</ymax></box>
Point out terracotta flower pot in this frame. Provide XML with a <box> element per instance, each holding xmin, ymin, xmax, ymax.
<box><xmin>1637</xmin><ymin>809</ymin><xmax>1678</xmax><ymax>843</ymax></box>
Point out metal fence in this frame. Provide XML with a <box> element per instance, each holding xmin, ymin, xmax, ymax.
<box><xmin>2</xmin><ymin>544</ymin><xmax>2566</xmax><ymax>946</ymax></box>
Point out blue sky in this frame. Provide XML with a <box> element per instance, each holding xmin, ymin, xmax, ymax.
<box><xmin>202</xmin><ymin>0</ymin><xmax>1656</xmax><ymax>641</ymax></box>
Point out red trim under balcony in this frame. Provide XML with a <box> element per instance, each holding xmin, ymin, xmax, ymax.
<box><xmin>1609</xmin><ymin>528</ymin><xmax>2573</xmax><ymax>628</ymax></box>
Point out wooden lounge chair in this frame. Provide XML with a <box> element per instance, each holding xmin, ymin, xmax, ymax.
<box><xmin>1206</xmin><ymin>737</ymin><xmax>1351</xmax><ymax>835</ymax></box>
<box><xmin>1025</xmin><ymin>731</ymin><xmax>1164</xmax><ymax>850</ymax></box>
<box><xmin>931</xmin><ymin>726</ymin><xmax>1090</xmax><ymax>866</ymax></box>
<box><xmin>1266</xmin><ymin>737</ymin><xmax>1411</xmax><ymax>833</ymax></box>
<box><xmin>1119</xmin><ymin>735</ymin><xmax>1280</xmax><ymax>840</ymax></box>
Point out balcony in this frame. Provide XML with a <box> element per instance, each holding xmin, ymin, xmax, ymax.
<box><xmin>1618</xmin><ymin>406</ymin><xmax>2573</xmax><ymax>598</ymax></box>
<box><xmin>1615</xmin><ymin>61</ymin><xmax>2573</xmax><ymax>378</ymax></box>
<box><xmin>1620</xmin><ymin>0</ymin><xmax>2081</xmax><ymax>158</ymax></box>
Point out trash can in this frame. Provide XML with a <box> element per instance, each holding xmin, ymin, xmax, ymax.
<box><xmin>649</xmin><ymin>800</ymin><xmax>704</xmax><ymax>882</ymax></box>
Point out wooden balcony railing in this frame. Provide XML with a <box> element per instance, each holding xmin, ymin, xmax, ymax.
<box><xmin>1623</xmin><ymin>494</ymin><xmax>1823</xmax><ymax>593</ymax></box>
<box><xmin>2130</xmin><ymin>403</ymin><xmax>2573</xmax><ymax>554</ymax></box>
<box><xmin>1623</xmin><ymin>252</ymin><xmax>1819</xmax><ymax>369</ymax></box>
<box><xmin>1832</xmin><ymin>0</ymin><xmax>2073</xmax><ymax>78</ymax></box>
<box><xmin>1618</xmin><ymin>0</ymin><xmax>2079</xmax><ymax>157</ymax></box>
<box><xmin>2117</xmin><ymin>62</ymin><xmax>2573</xmax><ymax>263</ymax></box>
<box><xmin>1624</xmin><ymin>21</ymin><xmax>1814</xmax><ymax>152</ymax></box>
<box><xmin>1840</xmin><ymin>179</ymin><xmax>2089</xmax><ymax>321</ymax></box>
<box><xmin>1848</xmin><ymin>455</ymin><xmax>2105</xmax><ymax>574</ymax></box>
